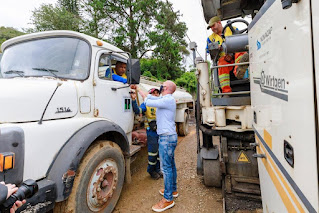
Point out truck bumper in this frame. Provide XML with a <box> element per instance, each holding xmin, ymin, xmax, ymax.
<box><xmin>17</xmin><ymin>179</ymin><xmax>56</xmax><ymax>213</ymax></box>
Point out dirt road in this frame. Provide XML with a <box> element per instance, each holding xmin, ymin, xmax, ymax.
<box><xmin>113</xmin><ymin>126</ymin><xmax>223</xmax><ymax>213</ymax></box>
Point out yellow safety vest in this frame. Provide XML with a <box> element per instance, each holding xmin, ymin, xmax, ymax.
<box><xmin>208</xmin><ymin>27</ymin><xmax>233</xmax><ymax>58</ymax></box>
<box><xmin>144</xmin><ymin>106</ymin><xmax>156</xmax><ymax>128</ymax></box>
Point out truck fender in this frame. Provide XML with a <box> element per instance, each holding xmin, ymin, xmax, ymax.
<box><xmin>175</xmin><ymin>107</ymin><xmax>188</xmax><ymax>122</ymax></box>
<box><xmin>46</xmin><ymin>120</ymin><xmax>129</xmax><ymax>202</ymax></box>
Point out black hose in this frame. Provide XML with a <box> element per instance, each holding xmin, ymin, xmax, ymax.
<box><xmin>199</xmin><ymin>125</ymin><xmax>255</xmax><ymax>142</ymax></box>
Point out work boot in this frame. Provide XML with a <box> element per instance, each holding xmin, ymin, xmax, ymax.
<box><xmin>159</xmin><ymin>189</ymin><xmax>179</xmax><ymax>198</ymax></box>
<box><xmin>236</xmin><ymin>52</ymin><xmax>249</xmax><ymax>79</ymax></box>
<box><xmin>150</xmin><ymin>171</ymin><xmax>160</xmax><ymax>180</ymax></box>
<box><xmin>158</xmin><ymin>171</ymin><xmax>163</xmax><ymax>178</ymax></box>
<box><xmin>152</xmin><ymin>198</ymin><xmax>175</xmax><ymax>212</ymax></box>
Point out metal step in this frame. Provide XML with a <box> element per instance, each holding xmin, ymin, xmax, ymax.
<box><xmin>129</xmin><ymin>144</ymin><xmax>141</xmax><ymax>157</ymax></box>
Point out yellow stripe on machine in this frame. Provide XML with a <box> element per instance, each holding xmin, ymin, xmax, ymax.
<box><xmin>256</xmin><ymin>134</ymin><xmax>305</xmax><ymax>213</ymax></box>
<box><xmin>264</xmin><ymin>129</ymin><xmax>272</xmax><ymax>149</ymax></box>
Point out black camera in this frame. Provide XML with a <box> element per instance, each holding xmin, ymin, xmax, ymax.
<box><xmin>0</xmin><ymin>179</ymin><xmax>38</xmax><ymax>213</ymax></box>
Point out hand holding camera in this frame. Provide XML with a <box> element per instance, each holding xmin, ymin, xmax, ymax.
<box><xmin>0</xmin><ymin>180</ymin><xmax>38</xmax><ymax>213</ymax></box>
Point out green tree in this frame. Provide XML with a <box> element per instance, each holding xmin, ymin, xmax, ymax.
<box><xmin>30</xmin><ymin>4</ymin><xmax>82</xmax><ymax>32</ymax></box>
<box><xmin>175</xmin><ymin>71</ymin><xmax>197</xmax><ymax>94</ymax></box>
<box><xmin>148</xmin><ymin>1</ymin><xmax>189</xmax><ymax>79</ymax></box>
<box><xmin>30</xmin><ymin>0</ymin><xmax>189</xmax><ymax>80</ymax></box>
<box><xmin>101</xmin><ymin>0</ymin><xmax>159</xmax><ymax>58</ymax></box>
<box><xmin>79</xmin><ymin>0</ymin><xmax>110</xmax><ymax>38</ymax></box>
<box><xmin>0</xmin><ymin>27</ymin><xmax>24</xmax><ymax>51</ymax></box>
<box><xmin>58</xmin><ymin>0</ymin><xmax>79</xmax><ymax>15</ymax></box>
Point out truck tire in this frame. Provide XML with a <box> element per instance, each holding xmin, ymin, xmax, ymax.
<box><xmin>54</xmin><ymin>140</ymin><xmax>125</xmax><ymax>213</ymax></box>
<box><xmin>203</xmin><ymin>159</ymin><xmax>222</xmax><ymax>188</ymax></box>
<box><xmin>178</xmin><ymin>112</ymin><xmax>189</xmax><ymax>136</ymax></box>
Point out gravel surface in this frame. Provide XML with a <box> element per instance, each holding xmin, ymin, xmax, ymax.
<box><xmin>114</xmin><ymin>124</ymin><xmax>262</xmax><ymax>213</ymax></box>
<box><xmin>113</xmin><ymin>126</ymin><xmax>223</xmax><ymax>213</ymax></box>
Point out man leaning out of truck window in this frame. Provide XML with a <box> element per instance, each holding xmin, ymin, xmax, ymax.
<box><xmin>105</xmin><ymin>61</ymin><xmax>127</xmax><ymax>83</ymax></box>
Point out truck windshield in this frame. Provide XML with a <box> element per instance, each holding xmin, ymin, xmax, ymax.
<box><xmin>0</xmin><ymin>37</ymin><xmax>90</xmax><ymax>80</ymax></box>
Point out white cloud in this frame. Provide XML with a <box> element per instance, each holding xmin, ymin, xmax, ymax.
<box><xmin>169</xmin><ymin>0</ymin><xmax>210</xmax><ymax>68</ymax></box>
<box><xmin>0</xmin><ymin>0</ymin><xmax>57</xmax><ymax>30</ymax></box>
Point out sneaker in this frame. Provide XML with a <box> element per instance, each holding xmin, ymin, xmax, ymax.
<box><xmin>150</xmin><ymin>171</ymin><xmax>160</xmax><ymax>180</ymax></box>
<box><xmin>159</xmin><ymin>189</ymin><xmax>179</xmax><ymax>198</ymax></box>
<box><xmin>152</xmin><ymin>198</ymin><xmax>175</xmax><ymax>212</ymax></box>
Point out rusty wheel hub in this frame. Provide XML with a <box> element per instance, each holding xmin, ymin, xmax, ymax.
<box><xmin>87</xmin><ymin>159</ymin><xmax>118</xmax><ymax>212</ymax></box>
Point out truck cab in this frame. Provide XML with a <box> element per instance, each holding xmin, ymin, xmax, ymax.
<box><xmin>0</xmin><ymin>30</ymin><xmax>140</xmax><ymax>212</ymax></box>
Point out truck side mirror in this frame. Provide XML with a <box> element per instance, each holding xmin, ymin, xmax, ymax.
<box><xmin>127</xmin><ymin>59</ymin><xmax>141</xmax><ymax>84</ymax></box>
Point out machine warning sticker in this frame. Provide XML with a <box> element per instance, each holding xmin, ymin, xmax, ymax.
<box><xmin>237</xmin><ymin>151</ymin><xmax>251</xmax><ymax>163</ymax></box>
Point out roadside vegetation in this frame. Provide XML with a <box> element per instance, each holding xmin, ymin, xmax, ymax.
<box><xmin>0</xmin><ymin>0</ymin><xmax>196</xmax><ymax>94</ymax></box>
<box><xmin>0</xmin><ymin>27</ymin><xmax>24</xmax><ymax>51</ymax></box>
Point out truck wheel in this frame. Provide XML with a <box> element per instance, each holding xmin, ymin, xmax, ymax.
<box><xmin>178</xmin><ymin>112</ymin><xmax>189</xmax><ymax>136</ymax></box>
<box><xmin>203</xmin><ymin>159</ymin><xmax>222</xmax><ymax>188</ymax></box>
<box><xmin>54</xmin><ymin>140</ymin><xmax>125</xmax><ymax>213</ymax></box>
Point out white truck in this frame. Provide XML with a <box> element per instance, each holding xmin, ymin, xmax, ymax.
<box><xmin>199</xmin><ymin>0</ymin><xmax>319</xmax><ymax>212</ymax></box>
<box><xmin>0</xmin><ymin>30</ymin><xmax>140</xmax><ymax>212</ymax></box>
<box><xmin>0</xmin><ymin>30</ymin><xmax>192</xmax><ymax>212</ymax></box>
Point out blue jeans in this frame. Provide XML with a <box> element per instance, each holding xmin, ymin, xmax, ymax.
<box><xmin>159</xmin><ymin>133</ymin><xmax>177</xmax><ymax>201</ymax></box>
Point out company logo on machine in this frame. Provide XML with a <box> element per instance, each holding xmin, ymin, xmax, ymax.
<box><xmin>237</xmin><ymin>151</ymin><xmax>250</xmax><ymax>163</ymax></box>
<box><xmin>260</xmin><ymin>27</ymin><xmax>272</xmax><ymax>44</ymax></box>
<box><xmin>257</xmin><ymin>40</ymin><xmax>261</xmax><ymax>50</ymax></box>
<box><xmin>253</xmin><ymin>70</ymin><xmax>288</xmax><ymax>101</ymax></box>
<box><xmin>257</xmin><ymin>27</ymin><xmax>272</xmax><ymax>51</ymax></box>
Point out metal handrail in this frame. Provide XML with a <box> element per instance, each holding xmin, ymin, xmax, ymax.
<box><xmin>211</xmin><ymin>62</ymin><xmax>250</xmax><ymax>69</ymax></box>
<box><xmin>212</xmin><ymin>91</ymin><xmax>250</xmax><ymax>96</ymax></box>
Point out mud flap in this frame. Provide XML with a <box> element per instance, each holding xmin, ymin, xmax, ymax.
<box><xmin>197</xmin><ymin>146</ymin><xmax>219</xmax><ymax>175</ymax></box>
<box><xmin>200</xmin><ymin>146</ymin><xmax>219</xmax><ymax>160</ymax></box>
<box><xmin>125</xmin><ymin>156</ymin><xmax>131</xmax><ymax>184</ymax></box>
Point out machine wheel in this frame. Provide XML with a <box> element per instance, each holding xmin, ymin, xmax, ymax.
<box><xmin>178</xmin><ymin>112</ymin><xmax>189</xmax><ymax>136</ymax></box>
<box><xmin>203</xmin><ymin>159</ymin><xmax>222</xmax><ymax>188</ymax></box>
<box><xmin>197</xmin><ymin>153</ymin><xmax>203</xmax><ymax>175</ymax></box>
<box><xmin>54</xmin><ymin>140</ymin><xmax>125</xmax><ymax>213</ymax></box>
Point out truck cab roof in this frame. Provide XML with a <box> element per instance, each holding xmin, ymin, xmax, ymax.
<box><xmin>1</xmin><ymin>30</ymin><xmax>128</xmax><ymax>59</ymax></box>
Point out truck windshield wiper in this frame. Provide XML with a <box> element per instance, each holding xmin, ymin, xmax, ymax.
<box><xmin>3</xmin><ymin>70</ymin><xmax>25</xmax><ymax>77</ymax></box>
<box><xmin>32</xmin><ymin>67</ymin><xmax>59</xmax><ymax>78</ymax></box>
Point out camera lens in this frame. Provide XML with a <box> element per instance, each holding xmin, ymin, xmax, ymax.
<box><xmin>0</xmin><ymin>179</ymin><xmax>38</xmax><ymax>213</ymax></box>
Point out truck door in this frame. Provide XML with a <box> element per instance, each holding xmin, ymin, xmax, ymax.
<box><xmin>249</xmin><ymin>0</ymin><xmax>319</xmax><ymax>212</ymax></box>
<box><xmin>94</xmin><ymin>51</ymin><xmax>134</xmax><ymax>134</ymax></box>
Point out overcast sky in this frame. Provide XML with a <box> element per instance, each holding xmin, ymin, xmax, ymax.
<box><xmin>0</xmin><ymin>0</ymin><xmax>209</xmax><ymax>68</ymax></box>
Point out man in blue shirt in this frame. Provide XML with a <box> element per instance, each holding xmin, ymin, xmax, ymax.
<box><xmin>145</xmin><ymin>80</ymin><xmax>178</xmax><ymax>212</ymax></box>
